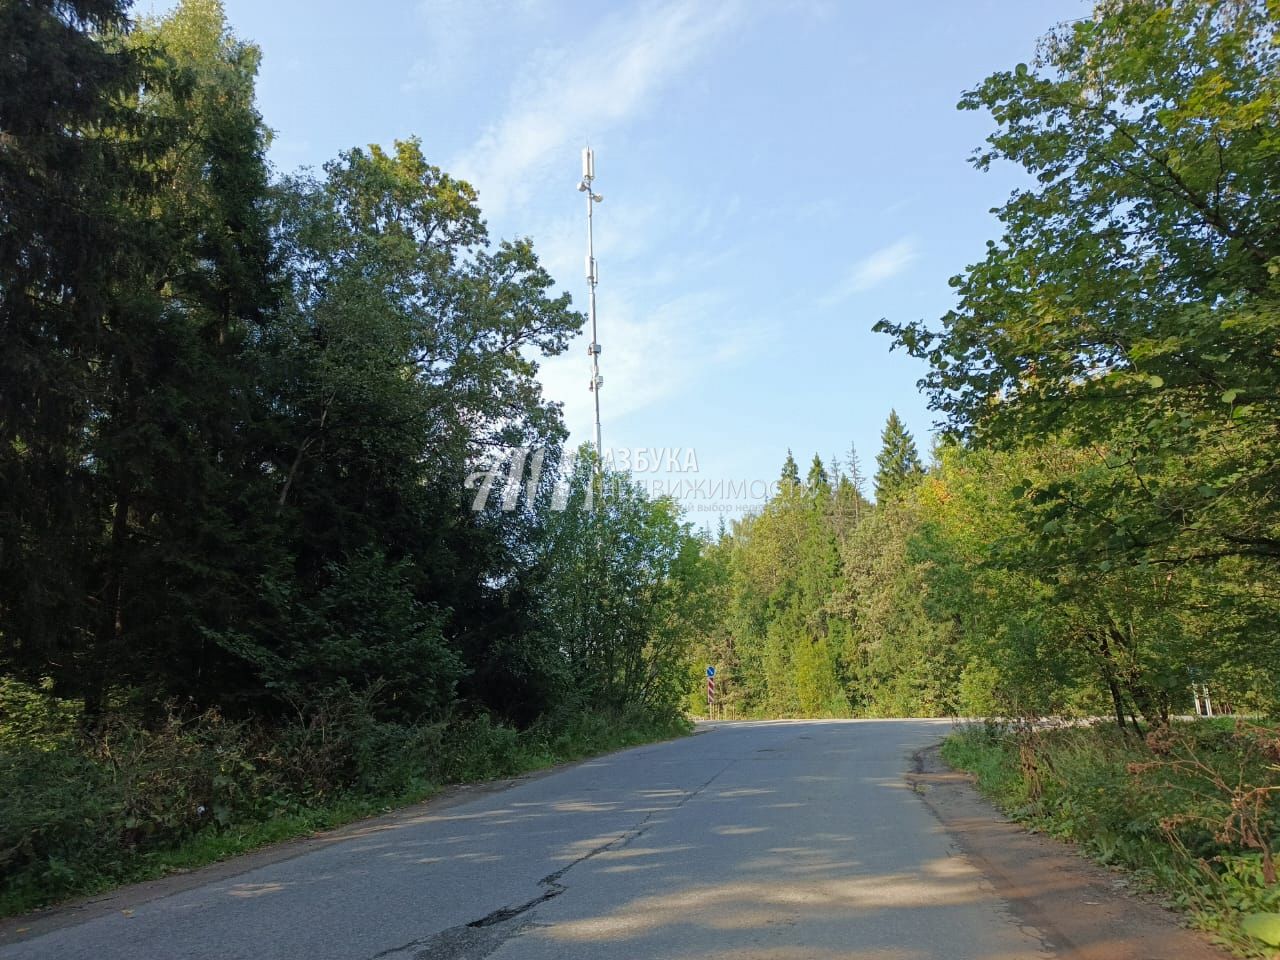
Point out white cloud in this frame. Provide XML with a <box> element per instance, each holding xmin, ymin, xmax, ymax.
<box><xmin>450</xmin><ymin>0</ymin><xmax>744</xmax><ymax>217</ymax></box>
<box><xmin>538</xmin><ymin>289</ymin><xmax>716</xmax><ymax>439</ymax></box>
<box><xmin>820</xmin><ymin>237</ymin><xmax>917</xmax><ymax>306</ymax></box>
<box><xmin>537</xmin><ymin>284</ymin><xmax>767</xmax><ymax>447</ymax></box>
<box><xmin>530</xmin><ymin>198</ymin><xmax>663</xmax><ymax>287</ymax></box>
<box><xmin>419</xmin><ymin>0</ymin><xmax>757</xmax><ymax>434</ymax></box>
<box><xmin>403</xmin><ymin>0</ymin><xmax>546</xmax><ymax>94</ymax></box>
<box><xmin>527</xmin><ymin>186</ymin><xmax>761</xmax><ymax>441</ymax></box>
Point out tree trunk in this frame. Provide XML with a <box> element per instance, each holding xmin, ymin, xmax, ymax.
<box><xmin>1095</xmin><ymin>633</ymin><xmax>1129</xmax><ymax>733</ymax></box>
<box><xmin>85</xmin><ymin>487</ymin><xmax>130</xmax><ymax>727</ymax></box>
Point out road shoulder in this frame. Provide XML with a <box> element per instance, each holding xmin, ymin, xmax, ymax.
<box><xmin>908</xmin><ymin>742</ymin><xmax>1233</xmax><ymax>960</ymax></box>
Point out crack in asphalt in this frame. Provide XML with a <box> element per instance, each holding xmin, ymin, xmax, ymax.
<box><xmin>369</xmin><ymin>759</ymin><xmax>737</xmax><ymax>960</ymax></box>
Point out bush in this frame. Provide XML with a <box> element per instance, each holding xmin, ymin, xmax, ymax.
<box><xmin>0</xmin><ymin>677</ymin><xmax>79</xmax><ymax>751</ymax></box>
<box><xmin>0</xmin><ymin>741</ymin><xmax>115</xmax><ymax>905</ymax></box>
<box><xmin>0</xmin><ymin>678</ymin><xmax>690</xmax><ymax>916</ymax></box>
<box><xmin>943</xmin><ymin>719</ymin><xmax>1280</xmax><ymax>955</ymax></box>
<box><xmin>440</xmin><ymin>714</ymin><xmax>525</xmax><ymax>782</ymax></box>
<box><xmin>268</xmin><ymin>685</ymin><xmax>445</xmax><ymax>798</ymax></box>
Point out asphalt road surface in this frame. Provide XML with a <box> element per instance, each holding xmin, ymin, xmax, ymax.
<box><xmin>4</xmin><ymin>720</ymin><xmax>1060</xmax><ymax>960</ymax></box>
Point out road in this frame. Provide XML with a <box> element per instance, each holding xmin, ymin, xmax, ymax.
<box><xmin>4</xmin><ymin>720</ymin><xmax>1056</xmax><ymax>960</ymax></box>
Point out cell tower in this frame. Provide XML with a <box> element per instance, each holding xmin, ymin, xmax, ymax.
<box><xmin>577</xmin><ymin>147</ymin><xmax>603</xmax><ymax>468</ymax></box>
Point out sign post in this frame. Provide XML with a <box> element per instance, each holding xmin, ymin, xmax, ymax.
<box><xmin>706</xmin><ymin>665</ymin><xmax>716</xmax><ymax>716</ymax></box>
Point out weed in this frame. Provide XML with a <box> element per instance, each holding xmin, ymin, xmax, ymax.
<box><xmin>943</xmin><ymin>719</ymin><xmax>1280</xmax><ymax>957</ymax></box>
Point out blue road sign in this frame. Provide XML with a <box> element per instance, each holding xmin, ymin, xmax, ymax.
<box><xmin>706</xmin><ymin>666</ymin><xmax>716</xmax><ymax>678</ymax></box>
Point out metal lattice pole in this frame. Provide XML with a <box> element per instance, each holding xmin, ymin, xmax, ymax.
<box><xmin>579</xmin><ymin>148</ymin><xmax>603</xmax><ymax>470</ymax></box>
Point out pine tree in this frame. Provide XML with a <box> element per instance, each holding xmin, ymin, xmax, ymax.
<box><xmin>874</xmin><ymin>410</ymin><xmax>923</xmax><ymax>502</ymax></box>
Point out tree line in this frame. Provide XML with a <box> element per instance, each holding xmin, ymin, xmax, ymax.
<box><xmin>17</xmin><ymin>0</ymin><xmax>1279</xmax><ymax>911</ymax></box>
<box><xmin>689</xmin><ymin>0</ymin><xmax>1280</xmax><ymax>726</ymax></box>
<box><xmin>5</xmin><ymin>0</ymin><xmax>1279</xmax><ymax>749</ymax></box>
<box><xmin>1</xmin><ymin>0</ymin><xmax>704</xmax><ymax>733</ymax></box>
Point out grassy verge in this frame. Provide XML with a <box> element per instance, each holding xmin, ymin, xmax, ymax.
<box><xmin>941</xmin><ymin>720</ymin><xmax>1280</xmax><ymax>957</ymax></box>
<box><xmin>0</xmin><ymin>685</ymin><xmax>690</xmax><ymax>918</ymax></box>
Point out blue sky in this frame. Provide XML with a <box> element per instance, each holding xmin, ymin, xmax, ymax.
<box><xmin>147</xmin><ymin>0</ymin><xmax>1086</xmax><ymax>520</ymax></box>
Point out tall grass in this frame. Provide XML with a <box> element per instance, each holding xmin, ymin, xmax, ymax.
<box><xmin>942</xmin><ymin>720</ymin><xmax>1280</xmax><ymax>956</ymax></box>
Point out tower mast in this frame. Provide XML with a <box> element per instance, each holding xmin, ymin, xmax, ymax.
<box><xmin>578</xmin><ymin>147</ymin><xmax>603</xmax><ymax>469</ymax></box>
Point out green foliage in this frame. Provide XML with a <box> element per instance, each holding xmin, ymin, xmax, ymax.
<box><xmin>0</xmin><ymin>0</ymin><xmax>138</xmax><ymax>679</ymax></box>
<box><xmin>838</xmin><ymin>497</ymin><xmax>961</xmax><ymax>717</ymax></box>
<box><xmin>939</xmin><ymin>723</ymin><xmax>1030</xmax><ymax>806</ymax></box>
<box><xmin>0</xmin><ymin>678</ymin><xmax>79</xmax><ymax>751</ymax></box>
<box><xmin>780</xmin><ymin>450</ymin><xmax>801</xmax><ymax>487</ymax></box>
<box><xmin>694</xmin><ymin>430</ymin><xmax>1279</xmax><ymax>724</ymax></box>
<box><xmin>688</xmin><ymin>450</ymin><xmax>856</xmax><ymax>718</ymax></box>
<box><xmin>945</xmin><ymin>721</ymin><xmax>1280</xmax><ymax>954</ymax></box>
<box><xmin>0</xmin><ymin>0</ymin><xmax>702</xmax><ymax>916</ymax></box>
<box><xmin>534</xmin><ymin>450</ymin><xmax>709</xmax><ymax>714</ymax></box>
<box><xmin>2</xmin><ymin>703</ymin><xmax>264</xmax><ymax>910</ymax></box>
<box><xmin>216</xmin><ymin>550</ymin><xmax>461</xmax><ymax>722</ymax></box>
<box><xmin>257</xmin><ymin>135</ymin><xmax>582</xmax><ymax>722</ymax></box>
<box><xmin>0</xmin><ymin>0</ymin><xmax>595</xmax><ymax>727</ymax></box>
<box><xmin>850</xmin><ymin>0</ymin><xmax>1280</xmax><ymax>731</ymax></box>
<box><xmin>0</xmin><ymin>675</ymin><xmax>688</xmax><ymax>916</ymax></box>
<box><xmin>1241</xmin><ymin>913</ymin><xmax>1280</xmax><ymax>947</ymax></box>
<box><xmin>879</xmin><ymin>0</ymin><xmax>1280</xmax><ymax>573</ymax></box>
<box><xmin>872</xmin><ymin>410</ymin><xmax>923</xmax><ymax>503</ymax></box>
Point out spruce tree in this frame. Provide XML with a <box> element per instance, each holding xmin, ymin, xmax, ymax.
<box><xmin>845</xmin><ymin>443</ymin><xmax>866</xmax><ymax>498</ymax></box>
<box><xmin>830</xmin><ymin>444</ymin><xmax>867</xmax><ymax>531</ymax></box>
<box><xmin>780</xmin><ymin>449</ymin><xmax>800</xmax><ymax>488</ymax></box>
<box><xmin>807</xmin><ymin>453</ymin><xmax>831</xmax><ymax>499</ymax></box>
<box><xmin>874</xmin><ymin>410</ymin><xmax>924</xmax><ymax>502</ymax></box>
<box><xmin>0</xmin><ymin>0</ymin><xmax>139</xmax><ymax>699</ymax></box>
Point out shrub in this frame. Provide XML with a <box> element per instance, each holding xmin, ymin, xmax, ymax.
<box><xmin>0</xmin><ymin>677</ymin><xmax>691</xmax><ymax>916</ymax></box>
<box><xmin>943</xmin><ymin>719</ymin><xmax>1280</xmax><ymax>954</ymax></box>
<box><xmin>0</xmin><ymin>678</ymin><xmax>78</xmax><ymax>751</ymax></box>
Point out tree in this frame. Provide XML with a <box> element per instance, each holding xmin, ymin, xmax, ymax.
<box><xmin>780</xmin><ymin>449</ymin><xmax>800</xmax><ymax>488</ymax></box>
<box><xmin>0</xmin><ymin>0</ymin><xmax>138</xmax><ymax>698</ymax></box>
<box><xmin>877</xmin><ymin>0</ymin><xmax>1280</xmax><ymax>569</ymax></box>
<box><xmin>1</xmin><ymin>1</ymin><xmax>595</xmax><ymax>725</ymax></box>
<box><xmin>916</xmin><ymin>443</ymin><xmax>1280</xmax><ymax>726</ymax></box>
<box><xmin>684</xmin><ymin>532</ymin><xmax>741</xmax><ymax>716</ymax></box>
<box><xmin>845</xmin><ymin>443</ymin><xmax>867</xmax><ymax>499</ymax></box>
<box><xmin>834</xmin><ymin>479</ymin><xmax>964</xmax><ymax>717</ymax></box>
<box><xmin>827</xmin><ymin>443</ymin><xmax>869</xmax><ymax>535</ymax></box>
<box><xmin>0</xmin><ymin>0</ymin><xmax>283</xmax><ymax>713</ymax></box>
<box><xmin>869</xmin><ymin>0</ymin><xmax>1280</xmax><ymax>724</ymax></box>
<box><xmin>1</xmin><ymin>0</ymin><xmax>717</xmax><ymax>751</ymax></box>
<box><xmin>95</xmin><ymin>0</ymin><xmax>283</xmax><ymax>711</ymax></box>
<box><xmin>873</xmin><ymin>410</ymin><xmax>923</xmax><ymax>502</ymax></box>
<box><xmin>698</xmin><ymin>453</ymin><xmax>853</xmax><ymax>718</ymax></box>
<box><xmin>806</xmin><ymin>453</ymin><xmax>831</xmax><ymax>493</ymax></box>
<box><xmin>534</xmin><ymin>449</ymin><xmax>706</xmax><ymax>713</ymax></box>
<box><xmin>682</xmin><ymin>0</ymin><xmax>1280</xmax><ymax>726</ymax></box>
<box><xmin>220</xmin><ymin>136</ymin><xmax>582</xmax><ymax>720</ymax></box>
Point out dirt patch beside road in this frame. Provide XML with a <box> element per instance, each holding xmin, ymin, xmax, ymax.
<box><xmin>908</xmin><ymin>743</ymin><xmax>1233</xmax><ymax>960</ymax></box>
